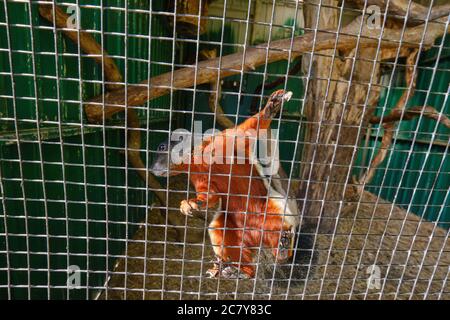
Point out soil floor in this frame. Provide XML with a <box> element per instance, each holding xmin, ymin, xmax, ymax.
<box><xmin>100</xmin><ymin>177</ymin><xmax>449</xmax><ymax>300</ymax></box>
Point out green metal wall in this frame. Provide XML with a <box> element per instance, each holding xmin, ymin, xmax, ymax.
<box><xmin>182</xmin><ymin>17</ymin><xmax>305</xmax><ymax>178</ymax></box>
<box><xmin>0</xmin><ymin>0</ymin><xmax>171</xmax><ymax>299</ymax></box>
<box><xmin>355</xmin><ymin>36</ymin><xmax>450</xmax><ymax>229</ymax></box>
<box><xmin>0</xmin><ymin>0</ymin><xmax>448</xmax><ymax>300</ymax></box>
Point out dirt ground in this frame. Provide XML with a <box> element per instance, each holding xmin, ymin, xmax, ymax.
<box><xmin>100</xmin><ymin>176</ymin><xmax>449</xmax><ymax>300</ymax></box>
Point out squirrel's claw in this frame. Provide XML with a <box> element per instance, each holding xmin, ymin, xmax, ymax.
<box><xmin>180</xmin><ymin>199</ymin><xmax>198</xmax><ymax>217</ymax></box>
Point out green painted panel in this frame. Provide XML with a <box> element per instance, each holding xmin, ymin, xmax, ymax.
<box><xmin>191</xmin><ymin>20</ymin><xmax>448</xmax><ymax>229</ymax></box>
<box><xmin>355</xmin><ymin>35</ymin><xmax>450</xmax><ymax>228</ymax></box>
<box><xmin>0</xmin><ymin>0</ymin><xmax>172</xmax><ymax>299</ymax></box>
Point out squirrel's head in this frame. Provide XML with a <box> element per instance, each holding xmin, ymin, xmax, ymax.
<box><xmin>262</xmin><ymin>89</ymin><xmax>293</xmax><ymax>118</ymax></box>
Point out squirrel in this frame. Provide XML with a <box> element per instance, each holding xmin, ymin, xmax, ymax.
<box><xmin>151</xmin><ymin>89</ymin><xmax>298</xmax><ymax>278</ymax></box>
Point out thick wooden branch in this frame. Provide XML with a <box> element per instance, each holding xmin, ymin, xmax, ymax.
<box><xmin>39</xmin><ymin>3</ymin><xmax>123</xmax><ymax>91</ymax></box>
<box><xmin>84</xmin><ymin>16</ymin><xmax>450</xmax><ymax>124</ymax></box>
<box><xmin>347</xmin><ymin>0</ymin><xmax>450</xmax><ymax>24</ymax></box>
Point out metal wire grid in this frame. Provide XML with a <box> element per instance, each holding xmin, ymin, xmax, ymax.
<box><xmin>0</xmin><ymin>0</ymin><xmax>449</xmax><ymax>299</ymax></box>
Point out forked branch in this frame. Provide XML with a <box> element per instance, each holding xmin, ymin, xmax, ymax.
<box><xmin>357</xmin><ymin>48</ymin><xmax>450</xmax><ymax>189</ymax></box>
<box><xmin>356</xmin><ymin>49</ymin><xmax>418</xmax><ymax>188</ymax></box>
<box><xmin>346</xmin><ymin>0</ymin><xmax>450</xmax><ymax>24</ymax></box>
<box><xmin>38</xmin><ymin>2</ymin><xmax>173</xmax><ymax>224</ymax></box>
<box><xmin>369</xmin><ymin>105</ymin><xmax>450</xmax><ymax>127</ymax></box>
<box><xmin>200</xmin><ymin>49</ymin><xmax>235</xmax><ymax>129</ymax></box>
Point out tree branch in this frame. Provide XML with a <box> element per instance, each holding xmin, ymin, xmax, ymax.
<box><xmin>38</xmin><ymin>2</ymin><xmax>181</xmax><ymax>233</ymax></box>
<box><xmin>249</xmin><ymin>57</ymin><xmax>302</xmax><ymax>114</ymax></box>
<box><xmin>200</xmin><ymin>49</ymin><xmax>236</xmax><ymax>129</ymax></box>
<box><xmin>125</xmin><ymin>111</ymin><xmax>168</xmax><ymax>204</ymax></box>
<box><xmin>346</xmin><ymin>0</ymin><xmax>450</xmax><ymax>25</ymax></box>
<box><xmin>359</xmin><ymin>105</ymin><xmax>450</xmax><ymax>188</ymax></box>
<box><xmin>359</xmin><ymin>123</ymin><xmax>395</xmax><ymax>187</ymax></box>
<box><xmin>39</xmin><ymin>3</ymin><xmax>123</xmax><ymax>91</ymax></box>
<box><xmin>356</xmin><ymin>49</ymin><xmax>424</xmax><ymax>188</ymax></box>
<box><xmin>83</xmin><ymin>15</ymin><xmax>450</xmax><ymax>124</ymax></box>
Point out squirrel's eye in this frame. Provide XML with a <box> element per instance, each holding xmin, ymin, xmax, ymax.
<box><xmin>158</xmin><ymin>144</ymin><xmax>166</xmax><ymax>151</ymax></box>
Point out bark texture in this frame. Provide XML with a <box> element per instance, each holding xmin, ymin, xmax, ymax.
<box><xmin>299</xmin><ymin>0</ymin><xmax>383</xmax><ymax>232</ymax></box>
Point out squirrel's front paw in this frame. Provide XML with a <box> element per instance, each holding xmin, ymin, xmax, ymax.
<box><xmin>179</xmin><ymin>199</ymin><xmax>199</xmax><ymax>217</ymax></box>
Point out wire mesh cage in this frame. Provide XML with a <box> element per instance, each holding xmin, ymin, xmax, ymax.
<box><xmin>0</xmin><ymin>0</ymin><xmax>449</xmax><ymax>300</ymax></box>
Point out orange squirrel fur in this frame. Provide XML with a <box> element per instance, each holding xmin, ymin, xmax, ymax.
<box><xmin>152</xmin><ymin>90</ymin><xmax>294</xmax><ymax>278</ymax></box>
